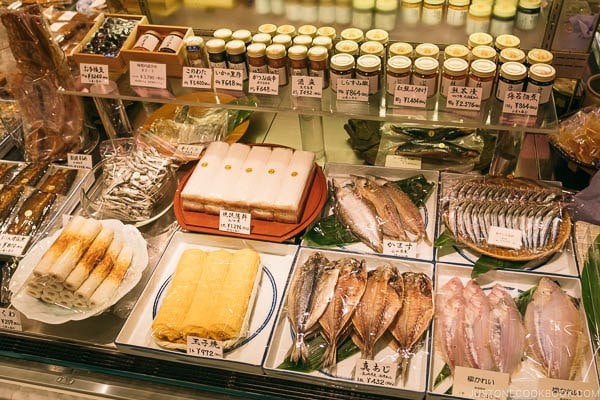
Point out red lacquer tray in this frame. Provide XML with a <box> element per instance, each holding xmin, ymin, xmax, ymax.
<box><xmin>174</xmin><ymin>162</ymin><xmax>328</xmax><ymax>242</ymax></box>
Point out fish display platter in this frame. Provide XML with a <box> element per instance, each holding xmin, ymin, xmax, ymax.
<box><xmin>173</xmin><ymin>157</ymin><xmax>327</xmax><ymax>243</ymax></box>
<box><xmin>263</xmin><ymin>247</ymin><xmax>433</xmax><ymax>400</ymax></box>
<box><xmin>428</xmin><ymin>263</ymin><xmax>600</xmax><ymax>399</ymax></box>
<box><xmin>115</xmin><ymin>231</ymin><xmax>297</xmax><ymax>375</ymax></box>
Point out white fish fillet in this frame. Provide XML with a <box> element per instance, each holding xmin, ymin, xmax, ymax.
<box><xmin>435</xmin><ymin>277</ymin><xmax>464</xmax><ymax>370</ymax></box>
<box><xmin>462</xmin><ymin>280</ymin><xmax>495</xmax><ymax>371</ymax></box>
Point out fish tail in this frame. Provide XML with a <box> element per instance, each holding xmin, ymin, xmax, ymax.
<box><xmin>399</xmin><ymin>357</ymin><xmax>410</xmax><ymax>385</ymax></box>
<box><xmin>321</xmin><ymin>338</ymin><xmax>338</xmax><ymax>371</ymax></box>
<box><xmin>422</xmin><ymin>232</ymin><xmax>432</xmax><ymax>246</ymax></box>
<box><xmin>290</xmin><ymin>334</ymin><xmax>307</xmax><ymax>364</ymax></box>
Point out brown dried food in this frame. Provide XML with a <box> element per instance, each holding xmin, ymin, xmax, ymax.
<box><xmin>7</xmin><ymin>189</ymin><xmax>56</xmax><ymax>235</ymax></box>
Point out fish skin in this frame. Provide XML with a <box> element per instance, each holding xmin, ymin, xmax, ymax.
<box><xmin>389</xmin><ymin>272</ymin><xmax>434</xmax><ymax>382</ymax></box>
<box><xmin>286</xmin><ymin>252</ymin><xmax>339</xmax><ymax>364</ymax></box>
<box><xmin>524</xmin><ymin>278</ymin><xmax>582</xmax><ymax>380</ymax></box>
<box><xmin>435</xmin><ymin>277</ymin><xmax>465</xmax><ymax>371</ymax></box>
<box><xmin>334</xmin><ymin>181</ymin><xmax>383</xmax><ymax>252</ymax></box>
<box><xmin>488</xmin><ymin>284</ymin><xmax>526</xmax><ymax>374</ymax></box>
<box><xmin>319</xmin><ymin>258</ymin><xmax>367</xmax><ymax>371</ymax></box>
<box><xmin>462</xmin><ymin>280</ymin><xmax>495</xmax><ymax>371</ymax></box>
<box><xmin>394</xmin><ymin>140</ymin><xmax>480</xmax><ymax>161</ymax></box>
<box><xmin>352</xmin><ymin>265</ymin><xmax>403</xmax><ymax>360</ymax></box>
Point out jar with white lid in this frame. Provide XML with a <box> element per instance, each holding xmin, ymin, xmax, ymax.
<box><xmin>293</xmin><ymin>35</ymin><xmax>313</xmax><ymax>47</ymax></box>
<box><xmin>360</xmin><ymin>41</ymin><xmax>385</xmax><ymax>57</ymax></box>
<box><xmin>225</xmin><ymin>39</ymin><xmax>248</xmax><ymax>80</ymax></box>
<box><xmin>387</xmin><ymin>55</ymin><xmax>412</xmax><ymax>95</ymax></box>
<box><xmin>232</xmin><ymin>29</ymin><xmax>252</xmax><ymax>46</ymax></box>
<box><xmin>247</xmin><ymin>43</ymin><xmax>269</xmax><ymax>73</ymax></box>
<box><xmin>252</xmin><ymin>33</ymin><xmax>272</xmax><ymax>46</ymax></box>
<box><xmin>341</xmin><ymin>27</ymin><xmax>365</xmax><ymax>43</ymax></box>
<box><xmin>490</xmin><ymin>2</ymin><xmax>516</xmax><ymax>37</ymax></box>
<box><xmin>266</xmin><ymin>44</ymin><xmax>288</xmax><ymax>86</ymax></box>
<box><xmin>468</xmin><ymin>59</ymin><xmax>496</xmax><ymax>100</ymax></box>
<box><xmin>313</xmin><ymin>36</ymin><xmax>333</xmax><ymax>54</ymax></box>
<box><xmin>526</xmin><ymin>48</ymin><xmax>553</xmax><ymax>65</ymax></box>
<box><xmin>316</xmin><ymin>26</ymin><xmax>336</xmax><ymax>40</ymax></box>
<box><xmin>258</xmin><ymin>24</ymin><xmax>277</xmax><ymax>37</ymax></box>
<box><xmin>375</xmin><ymin>0</ymin><xmax>398</xmax><ymax>30</ymax></box>
<box><xmin>499</xmin><ymin>48</ymin><xmax>526</xmax><ymax>64</ymax></box>
<box><xmin>412</xmin><ymin>56</ymin><xmax>439</xmax><ymax>97</ymax></box>
<box><xmin>206</xmin><ymin>38</ymin><xmax>228</xmax><ymax>69</ymax></box>
<box><xmin>213</xmin><ymin>28</ymin><xmax>232</xmax><ymax>41</ymax></box>
<box><xmin>494</xmin><ymin>34</ymin><xmax>520</xmax><ymax>52</ymax></box>
<box><xmin>468</xmin><ymin>32</ymin><xmax>493</xmax><ymax>49</ymax></box>
<box><xmin>415</xmin><ymin>43</ymin><xmax>439</xmax><ymax>59</ymax></box>
<box><xmin>335</xmin><ymin>39</ymin><xmax>360</xmax><ymax>55</ymax></box>
<box><xmin>308</xmin><ymin>45</ymin><xmax>330</xmax><ymax>88</ymax></box>
<box><xmin>401</xmin><ymin>0</ymin><xmax>422</xmax><ymax>25</ymax></box>
<box><xmin>298</xmin><ymin>24</ymin><xmax>317</xmax><ymax>37</ymax></box>
<box><xmin>422</xmin><ymin>0</ymin><xmax>444</xmax><ymax>25</ymax></box>
<box><xmin>365</xmin><ymin>29</ymin><xmax>389</xmax><ymax>45</ymax></box>
<box><xmin>466</xmin><ymin>3</ymin><xmax>491</xmax><ymax>35</ymax></box>
<box><xmin>441</xmin><ymin>57</ymin><xmax>469</xmax><ymax>97</ymax></box>
<box><xmin>356</xmin><ymin>54</ymin><xmax>382</xmax><ymax>94</ymax></box>
<box><xmin>330</xmin><ymin>53</ymin><xmax>355</xmax><ymax>92</ymax></box>
<box><xmin>471</xmin><ymin>45</ymin><xmax>497</xmax><ymax>62</ymax></box>
<box><xmin>444</xmin><ymin>44</ymin><xmax>470</xmax><ymax>60</ymax></box>
<box><xmin>272</xmin><ymin>34</ymin><xmax>293</xmax><ymax>49</ymax></box>
<box><xmin>515</xmin><ymin>0</ymin><xmax>541</xmax><ymax>30</ymax></box>
<box><xmin>288</xmin><ymin>45</ymin><xmax>309</xmax><ymax>76</ymax></box>
<box><xmin>447</xmin><ymin>0</ymin><xmax>469</xmax><ymax>26</ymax></box>
<box><xmin>276</xmin><ymin>24</ymin><xmax>296</xmax><ymax>37</ymax></box>
<box><xmin>389</xmin><ymin>42</ymin><xmax>413</xmax><ymax>58</ymax></box>
<box><xmin>527</xmin><ymin>63</ymin><xmax>555</xmax><ymax>104</ymax></box>
<box><xmin>496</xmin><ymin>61</ymin><xmax>527</xmax><ymax>101</ymax></box>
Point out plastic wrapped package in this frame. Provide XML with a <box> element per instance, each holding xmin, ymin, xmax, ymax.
<box><xmin>151</xmin><ymin>247</ymin><xmax>261</xmax><ymax>349</ymax></box>
<box><xmin>552</xmin><ymin>106</ymin><xmax>600</xmax><ymax>167</ymax></box>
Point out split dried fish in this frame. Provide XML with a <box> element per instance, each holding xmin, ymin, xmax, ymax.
<box><xmin>435</xmin><ymin>277</ymin><xmax>467</xmax><ymax>371</ymax></box>
<box><xmin>462</xmin><ymin>281</ymin><xmax>495</xmax><ymax>371</ymax></box>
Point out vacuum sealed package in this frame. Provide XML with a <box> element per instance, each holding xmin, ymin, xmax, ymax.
<box><xmin>551</xmin><ymin>105</ymin><xmax>600</xmax><ymax>168</ymax></box>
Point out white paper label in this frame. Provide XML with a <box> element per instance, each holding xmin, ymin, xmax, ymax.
<box><xmin>80</xmin><ymin>63</ymin><xmax>109</xmax><ymax>85</ymax></box>
<box><xmin>502</xmin><ymin>91</ymin><xmax>540</xmax><ymax>116</ymax></box>
<box><xmin>0</xmin><ymin>234</ymin><xmax>30</xmax><ymax>256</ymax></box>
<box><xmin>182</xmin><ymin>67</ymin><xmax>212</xmax><ymax>89</ymax></box>
<box><xmin>219</xmin><ymin>210</ymin><xmax>251</xmax><ymax>235</ymax></box>
<box><xmin>385</xmin><ymin>154</ymin><xmax>422</xmax><ymax>169</ymax></box>
<box><xmin>58</xmin><ymin>11</ymin><xmax>77</xmax><ymax>21</ymax></box>
<box><xmin>186</xmin><ymin>336</ymin><xmax>223</xmax><ymax>358</ymax></box>
<box><xmin>130</xmin><ymin>61</ymin><xmax>167</xmax><ymax>89</ymax></box>
<box><xmin>446</xmin><ymin>86</ymin><xmax>483</xmax><ymax>111</ymax></box>
<box><xmin>67</xmin><ymin>153</ymin><xmax>93</xmax><ymax>169</ymax></box>
<box><xmin>50</xmin><ymin>22</ymin><xmax>67</xmax><ymax>33</ymax></box>
<box><xmin>355</xmin><ymin>359</ymin><xmax>397</xmax><ymax>386</ymax></box>
<box><xmin>536</xmin><ymin>378</ymin><xmax>598</xmax><ymax>400</ymax></box>
<box><xmin>291</xmin><ymin>76</ymin><xmax>323</xmax><ymax>98</ymax></box>
<box><xmin>0</xmin><ymin>308</ymin><xmax>22</xmax><ymax>331</ymax></box>
<box><xmin>336</xmin><ymin>79</ymin><xmax>369</xmax><ymax>101</ymax></box>
<box><xmin>383</xmin><ymin>239</ymin><xmax>418</xmax><ymax>258</ymax></box>
<box><xmin>213</xmin><ymin>68</ymin><xmax>243</xmax><ymax>91</ymax></box>
<box><xmin>441</xmin><ymin>75</ymin><xmax>468</xmax><ymax>97</ymax></box>
<box><xmin>249</xmin><ymin>73</ymin><xmax>279</xmax><ymax>95</ymax></box>
<box><xmin>487</xmin><ymin>226</ymin><xmax>522</xmax><ymax>250</ymax></box>
<box><xmin>176</xmin><ymin>144</ymin><xmax>204</xmax><ymax>158</ymax></box>
<box><xmin>453</xmin><ymin>366</ymin><xmax>510</xmax><ymax>400</ymax></box>
<box><xmin>394</xmin><ymin>84</ymin><xmax>428</xmax><ymax>108</ymax></box>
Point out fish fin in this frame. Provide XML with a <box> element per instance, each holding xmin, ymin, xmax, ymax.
<box><xmin>290</xmin><ymin>334</ymin><xmax>308</xmax><ymax>365</ymax></box>
<box><xmin>321</xmin><ymin>338</ymin><xmax>338</xmax><ymax>372</ymax></box>
<box><xmin>422</xmin><ymin>233</ymin><xmax>432</xmax><ymax>246</ymax></box>
<box><xmin>399</xmin><ymin>356</ymin><xmax>410</xmax><ymax>385</ymax></box>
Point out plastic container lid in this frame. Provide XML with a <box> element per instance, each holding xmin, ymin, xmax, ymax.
<box><xmin>443</xmin><ymin>57</ymin><xmax>469</xmax><ymax>75</ymax></box>
<box><xmin>360</xmin><ymin>41</ymin><xmax>385</xmax><ymax>56</ymax></box>
<box><xmin>335</xmin><ymin>40</ymin><xmax>359</xmax><ymax>55</ymax></box>
<box><xmin>331</xmin><ymin>53</ymin><xmax>356</xmax><ymax>71</ymax></box>
<box><xmin>414</xmin><ymin>56</ymin><xmax>439</xmax><ymax>74</ymax></box>
<box><xmin>468</xmin><ymin>3</ymin><xmax>492</xmax><ymax>17</ymax></box>
<box><xmin>402</xmin><ymin>0</ymin><xmax>423</xmax><ymax>4</ymax></box>
<box><xmin>365</xmin><ymin>29</ymin><xmax>389</xmax><ymax>44</ymax></box>
<box><xmin>449</xmin><ymin>0</ymin><xmax>470</xmax><ymax>6</ymax></box>
<box><xmin>387</xmin><ymin>55</ymin><xmax>412</xmax><ymax>73</ymax></box>
<box><xmin>529</xmin><ymin>63</ymin><xmax>556</xmax><ymax>82</ymax></box>
<box><xmin>500</xmin><ymin>61</ymin><xmax>527</xmax><ymax>80</ymax></box>
<box><xmin>389</xmin><ymin>42</ymin><xmax>413</xmax><ymax>57</ymax></box>
<box><xmin>213</xmin><ymin>28</ymin><xmax>232</xmax><ymax>41</ymax></box>
<box><xmin>308</xmin><ymin>45</ymin><xmax>329</xmax><ymax>61</ymax></box>
<box><xmin>468</xmin><ymin>32</ymin><xmax>494</xmax><ymax>47</ymax></box>
<box><xmin>495</xmin><ymin>34</ymin><xmax>521</xmax><ymax>50</ymax></box>
<box><xmin>293</xmin><ymin>35</ymin><xmax>313</xmax><ymax>47</ymax></box>
<box><xmin>493</xmin><ymin>2</ymin><xmax>516</xmax><ymax>18</ymax></box>
<box><xmin>470</xmin><ymin>59</ymin><xmax>497</xmax><ymax>77</ymax></box>
<box><xmin>471</xmin><ymin>45</ymin><xmax>497</xmax><ymax>61</ymax></box>
<box><xmin>276</xmin><ymin>24</ymin><xmax>296</xmax><ymax>36</ymax></box>
<box><xmin>518</xmin><ymin>0</ymin><xmax>541</xmax><ymax>9</ymax></box>
<box><xmin>376</xmin><ymin>0</ymin><xmax>398</xmax><ymax>11</ymax></box>
<box><xmin>206</xmin><ymin>38</ymin><xmax>226</xmax><ymax>53</ymax></box>
<box><xmin>527</xmin><ymin>48</ymin><xmax>553</xmax><ymax>65</ymax></box>
<box><xmin>272</xmin><ymin>34</ymin><xmax>292</xmax><ymax>47</ymax></box>
<box><xmin>232</xmin><ymin>29</ymin><xmax>252</xmax><ymax>43</ymax></box>
<box><xmin>444</xmin><ymin>44</ymin><xmax>470</xmax><ymax>59</ymax></box>
<box><xmin>225</xmin><ymin>39</ymin><xmax>246</xmax><ymax>55</ymax></box>
<box><xmin>288</xmin><ymin>45</ymin><xmax>308</xmax><ymax>60</ymax></box>
<box><xmin>298</xmin><ymin>24</ymin><xmax>317</xmax><ymax>37</ymax></box>
<box><xmin>252</xmin><ymin>33</ymin><xmax>272</xmax><ymax>45</ymax></box>
<box><xmin>316</xmin><ymin>26</ymin><xmax>336</xmax><ymax>40</ymax></box>
<box><xmin>185</xmin><ymin>36</ymin><xmax>204</xmax><ymax>48</ymax></box>
<box><xmin>266</xmin><ymin>43</ymin><xmax>286</xmax><ymax>59</ymax></box>
<box><xmin>424</xmin><ymin>0</ymin><xmax>444</xmax><ymax>5</ymax></box>
<box><xmin>258</xmin><ymin>24</ymin><xmax>277</xmax><ymax>36</ymax></box>
<box><xmin>357</xmin><ymin>54</ymin><xmax>382</xmax><ymax>72</ymax></box>
<box><xmin>246</xmin><ymin>43</ymin><xmax>266</xmax><ymax>57</ymax></box>
<box><xmin>500</xmin><ymin>48</ymin><xmax>526</xmax><ymax>63</ymax></box>
<box><xmin>415</xmin><ymin>42</ymin><xmax>440</xmax><ymax>58</ymax></box>
<box><xmin>313</xmin><ymin>36</ymin><xmax>333</xmax><ymax>49</ymax></box>
<box><xmin>341</xmin><ymin>27</ymin><xmax>364</xmax><ymax>42</ymax></box>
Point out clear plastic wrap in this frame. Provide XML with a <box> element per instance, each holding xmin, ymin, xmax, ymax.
<box><xmin>552</xmin><ymin>105</ymin><xmax>600</xmax><ymax>168</ymax></box>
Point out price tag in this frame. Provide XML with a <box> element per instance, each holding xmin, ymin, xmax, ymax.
<box><xmin>385</xmin><ymin>155</ymin><xmax>422</xmax><ymax>169</ymax></box>
<box><xmin>219</xmin><ymin>210</ymin><xmax>251</xmax><ymax>235</ymax></box>
<box><xmin>50</xmin><ymin>22</ymin><xmax>67</xmax><ymax>33</ymax></box>
<box><xmin>130</xmin><ymin>61</ymin><xmax>167</xmax><ymax>89</ymax></box>
<box><xmin>186</xmin><ymin>336</ymin><xmax>223</xmax><ymax>358</ymax></box>
<box><xmin>182</xmin><ymin>67</ymin><xmax>212</xmax><ymax>89</ymax></box>
<box><xmin>0</xmin><ymin>234</ymin><xmax>30</xmax><ymax>256</ymax></box>
<box><xmin>354</xmin><ymin>359</ymin><xmax>397</xmax><ymax>386</ymax></box>
<box><xmin>502</xmin><ymin>91</ymin><xmax>539</xmax><ymax>116</ymax></box>
<box><xmin>336</xmin><ymin>79</ymin><xmax>369</xmax><ymax>102</ymax></box>
<box><xmin>0</xmin><ymin>308</ymin><xmax>22</xmax><ymax>331</ymax></box>
<box><xmin>446</xmin><ymin>86</ymin><xmax>482</xmax><ymax>111</ymax></box>
<box><xmin>383</xmin><ymin>240</ymin><xmax>418</xmax><ymax>258</ymax></box>
<box><xmin>487</xmin><ymin>226</ymin><xmax>522</xmax><ymax>250</ymax></box>
<box><xmin>291</xmin><ymin>76</ymin><xmax>323</xmax><ymax>98</ymax></box>
<box><xmin>58</xmin><ymin>11</ymin><xmax>77</xmax><ymax>21</ymax></box>
<box><xmin>393</xmin><ymin>84</ymin><xmax>428</xmax><ymax>108</ymax></box>
<box><xmin>213</xmin><ymin>68</ymin><xmax>243</xmax><ymax>91</ymax></box>
<box><xmin>67</xmin><ymin>153</ymin><xmax>93</xmax><ymax>169</ymax></box>
<box><xmin>453</xmin><ymin>366</ymin><xmax>510</xmax><ymax>400</ymax></box>
<box><xmin>249</xmin><ymin>73</ymin><xmax>279</xmax><ymax>95</ymax></box>
<box><xmin>80</xmin><ymin>63</ymin><xmax>109</xmax><ymax>85</ymax></box>
<box><xmin>537</xmin><ymin>378</ymin><xmax>598</xmax><ymax>400</ymax></box>
<box><xmin>176</xmin><ymin>144</ymin><xmax>204</xmax><ymax>158</ymax></box>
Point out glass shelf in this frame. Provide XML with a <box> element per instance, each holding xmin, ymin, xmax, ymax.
<box><xmin>62</xmin><ymin>71</ymin><xmax>559</xmax><ymax>134</ymax></box>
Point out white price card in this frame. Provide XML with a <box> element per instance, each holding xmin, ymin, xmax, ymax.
<box><xmin>291</xmin><ymin>76</ymin><xmax>323</xmax><ymax>98</ymax></box>
<box><xmin>80</xmin><ymin>63</ymin><xmax>109</xmax><ymax>85</ymax></box>
<box><xmin>176</xmin><ymin>144</ymin><xmax>204</xmax><ymax>158</ymax></box>
<box><xmin>336</xmin><ymin>79</ymin><xmax>369</xmax><ymax>102</ymax></box>
<box><xmin>355</xmin><ymin>359</ymin><xmax>397</xmax><ymax>386</ymax></box>
<box><xmin>385</xmin><ymin>155</ymin><xmax>422</xmax><ymax>170</ymax></box>
<box><xmin>393</xmin><ymin>84</ymin><xmax>428</xmax><ymax>108</ymax></box>
<box><xmin>213</xmin><ymin>68</ymin><xmax>243</xmax><ymax>91</ymax></box>
<box><xmin>0</xmin><ymin>234</ymin><xmax>30</xmax><ymax>256</ymax></box>
<box><xmin>453</xmin><ymin>366</ymin><xmax>510</xmax><ymax>400</ymax></box>
<box><xmin>446</xmin><ymin>86</ymin><xmax>482</xmax><ymax>111</ymax></box>
<box><xmin>383</xmin><ymin>239</ymin><xmax>418</xmax><ymax>258</ymax></box>
<box><xmin>249</xmin><ymin>72</ymin><xmax>279</xmax><ymax>95</ymax></box>
<box><xmin>130</xmin><ymin>61</ymin><xmax>167</xmax><ymax>89</ymax></box>
<box><xmin>536</xmin><ymin>378</ymin><xmax>598</xmax><ymax>400</ymax></box>
<box><xmin>186</xmin><ymin>336</ymin><xmax>223</xmax><ymax>358</ymax></box>
<box><xmin>219</xmin><ymin>210</ymin><xmax>251</xmax><ymax>235</ymax></box>
<box><xmin>67</xmin><ymin>153</ymin><xmax>93</xmax><ymax>169</ymax></box>
<box><xmin>487</xmin><ymin>226</ymin><xmax>522</xmax><ymax>250</ymax></box>
<box><xmin>58</xmin><ymin>10</ymin><xmax>77</xmax><ymax>21</ymax></box>
<box><xmin>502</xmin><ymin>91</ymin><xmax>539</xmax><ymax>116</ymax></box>
<box><xmin>0</xmin><ymin>308</ymin><xmax>22</xmax><ymax>331</ymax></box>
<box><xmin>182</xmin><ymin>67</ymin><xmax>212</xmax><ymax>89</ymax></box>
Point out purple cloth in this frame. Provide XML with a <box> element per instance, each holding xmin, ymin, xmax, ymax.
<box><xmin>569</xmin><ymin>171</ymin><xmax>600</xmax><ymax>224</ymax></box>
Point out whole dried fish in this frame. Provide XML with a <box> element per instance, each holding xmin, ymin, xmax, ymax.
<box><xmin>319</xmin><ymin>257</ymin><xmax>367</xmax><ymax>370</ymax></box>
<box><xmin>462</xmin><ymin>280</ymin><xmax>495</xmax><ymax>371</ymax></box>
<box><xmin>39</xmin><ymin>168</ymin><xmax>77</xmax><ymax>195</ymax></box>
<box><xmin>0</xmin><ymin>185</ymin><xmax>24</xmax><ymax>222</ymax></box>
<box><xmin>435</xmin><ymin>277</ymin><xmax>467</xmax><ymax>370</ymax></box>
<box><xmin>286</xmin><ymin>252</ymin><xmax>340</xmax><ymax>365</ymax></box>
<box><xmin>395</xmin><ymin>140</ymin><xmax>480</xmax><ymax>161</ymax></box>
<box><xmin>12</xmin><ymin>163</ymin><xmax>48</xmax><ymax>186</ymax></box>
<box><xmin>389</xmin><ymin>272</ymin><xmax>434</xmax><ymax>382</ymax></box>
<box><xmin>352</xmin><ymin>265</ymin><xmax>403</xmax><ymax>360</ymax></box>
<box><xmin>524</xmin><ymin>277</ymin><xmax>582</xmax><ymax>380</ymax></box>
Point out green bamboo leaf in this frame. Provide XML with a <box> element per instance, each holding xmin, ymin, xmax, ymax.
<box><xmin>434</xmin><ymin>363</ymin><xmax>452</xmax><ymax>388</ymax></box>
<box><xmin>471</xmin><ymin>255</ymin><xmax>528</xmax><ymax>279</ymax></box>
<box><xmin>581</xmin><ymin>234</ymin><xmax>600</xmax><ymax>349</ymax></box>
<box><xmin>303</xmin><ymin>214</ymin><xmax>359</xmax><ymax>247</ymax></box>
<box><xmin>392</xmin><ymin>174</ymin><xmax>435</xmax><ymax>207</ymax></box>
<box><xmin>514</xmin><ymin>286</ymin><xmax>537</xmax><ymax>317</ymax></box>
<box><xmin>434</xmin><ymin>230</ymin><xmax>457</xmax><ymax>248</ymax></box>
<box><xmin>278</xmin><ymin>333</ymin><xmax>360</xmax><ymax>372</ymax></box>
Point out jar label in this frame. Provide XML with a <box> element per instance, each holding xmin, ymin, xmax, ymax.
<box><xmin>310</xmin><ymin>70</ymin><xmax>327</xmax><ymax>89</ymax></box>
<box><xmin>468</xmin><ymin>78</ymin><xmax>494</xmax><ymax>101</ymax></box>
<box><xmin>446</xmin><ymin>86</ymin><xmax>483</xmax><ymax>111</ymax></box>
<box><xmin>228</xmin><ymin>61</ymin><xmax>248</xmax><ymax>80</ymax></box>
<box><xmin>134</xmin><ymin>33</ymin><xmax>160</xmax><ymax>52</ymax></box>
<box><xmin>441</xmin><ymin>75</ymin><xmax>467</xmax><ymax>97</ymax></box>
<box><xmin>490</xmin><ymin>19</ymin><xmax>514</xmax><ymax>37</ymax></box>
<box><xmin>331</xmin><ymin>71</ymin><xmax>353</xmax><ymax>92</ymax></box>
<box><xmin>393</xmin><ymin>84</ymin><xmax>428</xmax><ymax>108</ymax></box>
<box><xmin>268</xmin><ymin>65</ymin><xmax>287</xmax><ymax>86</ymax></box>
<box><xmin>527</xmin><ymin>81</ymin><xmax>552</xmax><ymax>104</ymax></box>
<box><xmin>502</xmin><ymin>91</ymin><xmax>539</xmax><ymax>116</ymax></box>
<box><xmin>358</xmin><ymin>73</ymin><xmax>379</xmax><ymax>95</ymax></box>
<box><xmin>249</xmin><ymin>64</ymin><xmax>269</xmax><ymax>74</ymax></box>
<box><xmin>411</xmin><ymin>75</ymin><xmax>437</xmax><ymax>98</ymax></box>
<box><xmin>213</xmin><ymin>68</ymin><xmax>244</xmax><ymax>91</ymax></box>
<box><xmin>160</xmin><ymin>35</ymin><xmax>183</xmax><ymax>53</ymax></box>
<box><xmin>466</xmin><ymin>19</ymin><xmax>490</xmax><ymax>35</ymax></box>
<box><xmin>387</xmin><ymin>74</ymin><xmax>410</xmax><ymax>95</ymax></box>
<box><xmin>182</xmin><ymin>67</ymin><xmax>212</xmax><ymax>89</ymax></box>
<box><xmin>496</xmin><ymin>80</ymin><xmax>524</xmax><ymax>102</ymax></box>
<box><xmin>209</xmin><ymin>60</ymin><xmax>227</xmax><ymax>69</ymax></box>
<box><xmin>291</xmin><ymin>75</ymin><xmax>323</xmax><ymax>98</ymax></box>
<box><xmin>446</xmin><ymin>8</ymin><xmax>467</xmax><ymax>26</ymax></box>
<box><xmin>401</xmin><ymin>7</ymin><xmax>420</xmax><ymax>24</ymax></box>
<box><xmin>421</xmin><ymin>7</ymin><xmax>442</xmax><ymax>25</ymax></box>
<box><xmin>249</xmin><ymin>72</ymin><xmax>279</xmax><ymax>95</ymax></box>
<box><xmin>515</xmin><ymin>11</ymin><xmax>539</xmax><ymax>30</ymax></box>
<box><xmin>291</xmin><ymin>67</ymin><xmax>308</xmax><ymax>76</ymax></box>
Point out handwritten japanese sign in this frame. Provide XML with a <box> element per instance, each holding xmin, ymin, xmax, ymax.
<box><xmin>249</xmin><ymin>72</ymin><xmax>279</xmax><ymax>95</ymax></box>
<box><xmin>355</xmin><ymin>359</ymin><xmax>397</xmax><ymax>386</ymax></box>
<box><xmin>219</xmin><ymin>210</ymin><xmax>251</xmax><ymax>235</ymax></box>
<box><xmin>446</xmin><ymin>86</ymin><xmax>482</xmax><ymax>111</ymax></box>
<box><xmin>393</xmin><ymin>84</ymin><xmax>428</xmax><ymax>108</ymax></box>
<box><xmin>213</xmin><ymin>68</ymin><xmax>243</xmax><ymax>91</ymax></box>
<box><xmin>336</xmin><ymin>79</ymin><xmax>369</xmax><ymax>102</ymax></box>
<box><xmin>187</xmin><ymin>336</ymin><xmax>224</xmax><ymax>358</ymax></box>
<box><xmin>80</xmin><ymin>63</ymin><xmax>109</xmax><ymax>85</ymax></box>
<box><xmin>182</xmin><ymin>67</ymin><xmax>212</xmax><ymax>89</ymax></box>
<box><xmin>502</xmin><ymin>91</ymin><xmax>539</xmax><ymax>116</ymax></box>
<box><xmin>130</xmin><ymin>61</ymin><xmax>167</xmax><ymax>89</ymax></box>
<box><xmin>291</xmin><ymin>76</ymin><xmax>323</xmax><ymax>98</ymax></box>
